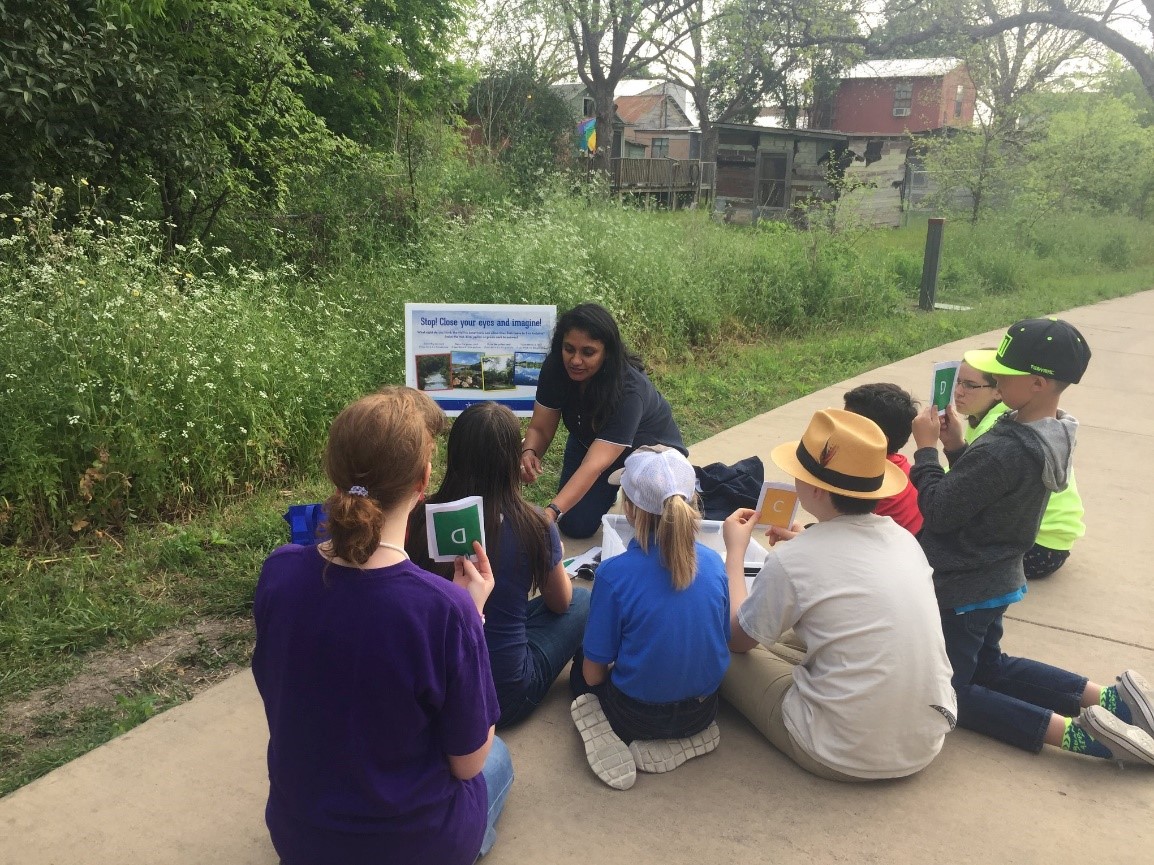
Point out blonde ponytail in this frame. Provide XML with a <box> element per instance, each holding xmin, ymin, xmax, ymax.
<box><xmin>625</xmin><ymin>493</ymin><xmax>701</xmax><ymax>591</ymax></box>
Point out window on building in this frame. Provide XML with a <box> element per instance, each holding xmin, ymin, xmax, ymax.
<box><xmin>954</xmin><ymin>84</ymin><xmax>965</xmax><ymax>118</ymax></box>
<box><xmin>651</xmin><ymin>137</ymin><xmax>670</xmax><ymax>158</ymax></box>
<box><xmin>582</xmin><ymin>97</ymin><xmax>595</xmax><ymax>117</ymax></box>
<box><xmin>893</xmin><ymin>83</ymin><xmax>912</xmax><ymax>117</ymax></box>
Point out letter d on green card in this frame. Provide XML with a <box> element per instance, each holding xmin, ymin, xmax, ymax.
<box><xmin>425</xmin><ymin>495</ymin><xmax>486</xmax><ymax>562</ymax></box>
<box><xmin>930</xmin><ymin>360</ymin><xmax>960</xmax><ymax>415</ymax></box>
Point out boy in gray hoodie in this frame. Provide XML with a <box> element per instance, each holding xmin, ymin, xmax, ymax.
<box><xmin>910</xmin><ymin>317</ymin><xmax>1154</xmax><ymax>766</ymax></box>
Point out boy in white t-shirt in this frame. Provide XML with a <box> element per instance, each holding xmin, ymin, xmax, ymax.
<box><xmin>721</xmin><ymin>409</ymin><xmax>957</xmax><ymax>780</ymax></box>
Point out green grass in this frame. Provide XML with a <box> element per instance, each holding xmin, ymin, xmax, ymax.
<box><xmin>1</xmin><ymin>198</ymin><xmax>1152</xmax><ymax>796</ymax></box>
<box><xmin>656</xmin><ymin>262</ymin><xmax>1154</xmax><ymax>446</ymax></box>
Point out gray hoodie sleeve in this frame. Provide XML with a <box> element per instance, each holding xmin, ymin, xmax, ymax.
<box><xmin>911</xmin><ymin>442</ymin><xmax>1020</xmax><ymax>534</ymax></box>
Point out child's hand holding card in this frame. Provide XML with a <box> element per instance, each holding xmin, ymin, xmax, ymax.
<box><xmin>425</xmin><ymin>496</ymin><xmax>486</xmax><ymax>562</ymax></box>
<box><xmin>753</xmin><ymin>481</ymin><xmax>800</xmax><ymax>529</ymax></box>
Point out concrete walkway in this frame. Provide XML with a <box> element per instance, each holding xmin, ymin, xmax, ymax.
<box><xmin>3</xmin><ymin>293</ymin><xmax>1153</xmax><ymax>864</ymax></box>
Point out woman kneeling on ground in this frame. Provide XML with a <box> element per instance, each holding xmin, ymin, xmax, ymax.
<box><xmin>252</xmin><ymin>387</ymin><xmax>511</xmax><ymax>865</ymax></box>
<box><xmin>570</xmin><ymin>446</ymin><xmax>730</xmax><ymax>790</ymax></box>
<box><xmin>520</xmin><ymin>302</ymin><xmax>687</xmax><ymax>538</ymax></box>
<box><xmin>409</xmin><ymin>401</ymin><xmax>591</xmax><ymax>727</ymax></box>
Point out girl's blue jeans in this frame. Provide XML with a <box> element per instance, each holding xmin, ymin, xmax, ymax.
<box><xmin>496</xmin><ymin>588</ymin><xmax>592</xmax><ymax>728</ymax></box>
<box><xmin>477</xmin><ymin>736</ymin><xmax>513</xmax><ymax>859</ymax></box>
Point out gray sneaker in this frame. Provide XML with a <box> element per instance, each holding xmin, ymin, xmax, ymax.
<box><xmin>571</xmin><ymin>694</ymin><xmax>636</xmax><ymax>790</ymax></box>
<box><xmin>629</xmin><ymin>721</ymin><xmax>721</xmax><ymax>774</ymax></box>
<box><xmin>1079</xmin><ymin>705</ymin><xmax>1154</xmax><ymax>767</ymax></box>
<box><xmin>1117</xmin><ymin>670</ymin><xmax>1154</xmax><ymax>737</ymax></box>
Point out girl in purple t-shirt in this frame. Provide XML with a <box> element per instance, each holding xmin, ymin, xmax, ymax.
<box><xmin>409</xmin><ymin>401</ymin><xmax>590</xmax><ymax>727</ymax></box>
<box><xmin>253</xmin><ymin>388</ymin><xmax>512</xmax><ymax>865</ymax></box>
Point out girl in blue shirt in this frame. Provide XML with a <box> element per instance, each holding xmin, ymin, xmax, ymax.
<box><xmin>569</xmin><ymin>446</ymin><xmax>730</xmax><ymax>790</ymax></box>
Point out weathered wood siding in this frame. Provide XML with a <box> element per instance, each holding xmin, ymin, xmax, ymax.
<box><xmin>837</xmin><ymin>137</ymin><xmax>909</xmax><ymax>228</ymax></box>
<box><xmin>713</xmin><ymin>127</ymin><xmax>846</xmax><ymax>224</ymax></box>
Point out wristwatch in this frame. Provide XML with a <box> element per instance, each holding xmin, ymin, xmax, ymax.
<box><xmin>545</xmin><ymin>502</ymin><xmax>563</xmax><ymax>520</ymax></box>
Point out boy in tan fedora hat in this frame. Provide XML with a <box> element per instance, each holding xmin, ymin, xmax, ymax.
<box><xmin>721</xmin><ymin>409</ymin><xmax>957</xmax><ymax>780</ymax></box>
<box><xmin>911</xmin><ymin>317</ymin><xmax>1154</xmax><ymax>766</ymax></box>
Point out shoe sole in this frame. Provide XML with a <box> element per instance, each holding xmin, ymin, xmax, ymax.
<box><xmin>1080</xmin><ymin>705</ymin><xmax>1154</xmax><ymax>767</ymax></box>
<box><xmin>570</xmin><ymin>694</ymin><xmax>636</xmax><ymax>790</ymax></box>
<box><xmin>629</xmin><ymin>721</ymin><xmax>720</xmax><ymax>774</ymax></box>
<box><xmin>1118</xmin><ymin>670</ymin><xmax>1154</xmax><ymax>737</ymax></box>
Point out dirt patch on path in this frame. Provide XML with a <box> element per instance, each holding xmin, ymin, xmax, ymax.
<box><xmin>1</xmin><ymin>618</ymin><xmax>255</xmax><ymax>791</ymax></box>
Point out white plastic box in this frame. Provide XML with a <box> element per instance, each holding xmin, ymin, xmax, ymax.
<box><xmin>600</xmin><ymin>513</ymin><xmax>769</xmax><ymax>574</ymax></box>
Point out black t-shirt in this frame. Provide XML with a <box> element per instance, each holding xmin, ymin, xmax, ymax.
<box><xmin>535</xmin><ymin>353</ymin><xmax>686</xmax><ymax>456</ymax></box>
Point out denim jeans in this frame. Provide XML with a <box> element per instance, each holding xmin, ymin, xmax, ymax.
<box><xmin>477</xmin><ymin>736</ymin><xmax>513</xmax><ymax>859</ymax></box>
<box><xmin>497</xmin><ymin>587</ymin><xmax>591</xmax><ymax>728</ymax></box>
<box><xmin>568</xmin><ymin>649</ymin><xmax>718</xmax><ymax>744</ymax></box>
<box><xmin>556</xmin><ymin>434</ymin><xmax>624</xmax><ymax>539</ymax></box>
<box><xmin>940</xmin><ymin>605</ymin><xmax>1087</xmax><ymax>752</ymax></box>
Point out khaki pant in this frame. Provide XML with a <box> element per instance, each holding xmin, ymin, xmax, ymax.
<box><xmin>721</xmin><ymin>642</ymin><xmax>865</xmax><ymax>783</ymax></box>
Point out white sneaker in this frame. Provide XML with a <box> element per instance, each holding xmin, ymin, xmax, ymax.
<box><xmin>571</xmin><ymin>694</ymin><xmax>636</xmax><ymax>790</ymax></box>
<box><xmin>629</xmin><ymin>721</ymin><xmax>721</xmax><ymax>774</ymax></box>
<box><xmin>1117</xmin><ymin>670</ymin><xmax>1154</xmax><ymax>737</ymax></box>
<box><xmin>1079</xmin><ymin>705</ymin><xmax>1154</xmax><ymax>767</ymax></box>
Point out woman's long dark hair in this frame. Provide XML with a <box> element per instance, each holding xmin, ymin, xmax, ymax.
<box><xmin>550</xmin><ymin>302</ymin><xmax>643</xmax><ymax>432</ymax></box>
<box><xmin>407</xmin><ymin>402</ymin><xmax>553</xmax><ymax>592</ymax></box>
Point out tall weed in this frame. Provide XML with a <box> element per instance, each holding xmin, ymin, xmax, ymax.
<box><xmin>0</xmin><ymin>187</ymin><xmax>394</xmax><ymax>542</ymax></box>
<box><xmin>3</xmin><ymin>182</ymin><xmax>1152</xmax><ymax>542</ymax></box>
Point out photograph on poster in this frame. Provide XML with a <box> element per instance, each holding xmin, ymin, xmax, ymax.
<box><xmin>450</xmin><ymin>352</ymin><xmax>483</xmax><ymax>390</ymax></box>
<box><xmin>415</xmin><ymin>354</ymin><xmax>452</xmax><ymax>392</ymax></box>
<box><xmin>404</xmin><ymin>303</ymin><xmax>556</xmax><ymax>416</ymax></box>
<box><xmin>513</xmin><ymin>351</ymin><xmax>547</xmax><ymax>385</ymax></box>
<box><xmin>482</xmin><ymin>354</ymin><xmax>516</xmax><ymax>390</ymax></box>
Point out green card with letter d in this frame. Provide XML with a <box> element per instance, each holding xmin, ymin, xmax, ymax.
<box><xmin>425</xmin><ymin>496</ymin><xmax>485</xmax><ymax>562</ymax></box>
<box><xmin>930</xmin><ymin>361</ymin><xmax>961</xmax><ymax>415</ymax></box>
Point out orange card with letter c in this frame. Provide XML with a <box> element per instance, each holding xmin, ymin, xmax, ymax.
<box><xmin>754</xmin><ymin>481</ymin><xmax>800</xmax><ymax>529</ymax></box>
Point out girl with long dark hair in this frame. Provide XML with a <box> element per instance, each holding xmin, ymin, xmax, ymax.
<box><xmin>410</xmin><ymin>401</ymin><xmax>590</xmax><ymax>727</ymax></box>
<box><xmin>520</xmin><ymin>302</ymin><xmax>686</xmax><ymax>538</ymax></box>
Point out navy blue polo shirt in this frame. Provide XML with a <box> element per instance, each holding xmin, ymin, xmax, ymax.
<box><xmin>535</xmin><ymin>354</ymin><xmax>686</xmax><ymax>455</ymax></box>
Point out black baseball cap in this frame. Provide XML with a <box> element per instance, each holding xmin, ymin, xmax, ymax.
<box><xmin>964</xmin><ymin>317</ymin><xmax>1091</xmax><ymax>384</ymax></box>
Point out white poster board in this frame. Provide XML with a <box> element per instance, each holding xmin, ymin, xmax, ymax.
<box><xmin>404</xmin><ymin>303</ymin><xmax>556</xmax><ymax>417</ymax></box>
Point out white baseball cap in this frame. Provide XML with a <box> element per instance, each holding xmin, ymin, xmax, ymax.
<box><xmin>608</xmin><ymin>446</ymin><xmax>696</xmax><ymax>515</ymax></box>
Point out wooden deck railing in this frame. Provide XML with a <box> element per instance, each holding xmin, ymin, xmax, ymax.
<box><xmin>610</xmin><ymin>158</ymin><xmax>716</xmax><ymax>192</ymax></box>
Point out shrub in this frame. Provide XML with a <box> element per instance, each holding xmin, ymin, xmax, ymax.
<box><xmin>1098</xmin><ymin>235</ymin><xmax>1133</xmax><ymax>270</ymax></box>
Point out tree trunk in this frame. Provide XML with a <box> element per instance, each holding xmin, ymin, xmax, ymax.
<box><xmin>699</xmin><ymin>117</ymin><xmax>718</xmax><ymax>165</ymax></box>
<box><xmin>591</xmin><ymin>81</ymin><xmax>617</xmax><ymax>174</ymax></box>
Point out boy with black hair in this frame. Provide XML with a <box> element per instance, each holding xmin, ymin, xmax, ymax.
<box><xmin>910</xmin><ymin>317</ymin><xmax>1154</xmax><ymax>766</ymax></box>
<box><xmin>843</xmin><ymin>383</ymin><xmax>922</xmax><ymax>534</ymax></box>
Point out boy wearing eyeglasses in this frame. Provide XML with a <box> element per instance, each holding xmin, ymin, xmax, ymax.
<box><xmin>910</xmin><ymin>318</ymin><xmax>1154</xmax><ymax>767</ymax></box>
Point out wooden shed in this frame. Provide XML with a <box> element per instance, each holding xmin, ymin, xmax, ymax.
<box><xmin>712</xmin><ymin>123</ymin><xmax>849</xmax><ymax>225</ymax></box>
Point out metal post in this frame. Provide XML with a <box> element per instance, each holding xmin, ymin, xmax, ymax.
<box><xmin>919</xmin><ymin>217</ymin><xmax>946</xmax><ymax>311</ymax></box>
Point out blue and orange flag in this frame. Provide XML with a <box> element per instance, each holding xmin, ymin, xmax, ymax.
<box><xmin>577</xmin><ymin>118</ymin><xmax>596</xmax><ymax>153</ymax></box>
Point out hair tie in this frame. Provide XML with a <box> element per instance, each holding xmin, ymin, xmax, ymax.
<box><xmin>348</xmin><ymin>485</ymin><xmax>369</xmax><ymax>497</ymax></box>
